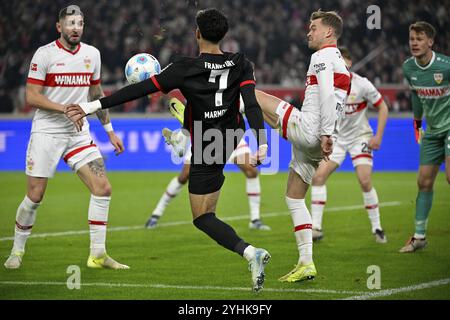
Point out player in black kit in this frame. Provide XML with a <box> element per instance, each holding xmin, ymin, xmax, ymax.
<box><xmin>65</xmin><ymin>8</ymin><xmax>271</xmax><ymax>292</ymax></box>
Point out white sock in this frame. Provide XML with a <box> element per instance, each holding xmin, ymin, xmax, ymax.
<box><xmin>243</xmin><ymin>245</ymin><xmax>256</xmax><ymax>262</ymax></box>
<box><xmin>311</xmin><ymin>185</ymin><xmax>327</xmax><ymax>230</ymax></box>
<box><xmin>12</xmin><ymin>195</ymin><xmax>40</xmax><ymax>253</ymax></box>
<box><xmin>88</xmin><ymin>195</ymin><xmax>110</xmax><ymax>258</ymax></box>
<box><xmin>363</xmin><ymin>188</ymin><xmax>382</xmax><ymax>233</ymax></box>
<box><xmin>246</xmin><ymin>176</ymin><xmax>261</xmax><ymax>222</ymax></box>
<box><xmin>286</xmin><ymin>196</ymin><xmax>313</xmax><ymax>265</ymax></box>
<box><xmin>152</xmin><ymin>177</ymin><xmax>184</xmax><ymax>217</ymax></box>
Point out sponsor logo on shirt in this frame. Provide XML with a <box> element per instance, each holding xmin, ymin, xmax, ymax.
<box><xmin>31</xmin><ymin>63</ymin><xmax>38</xmax><ymax>71</ymax></box>
<box><xmin>44</xmin><ymin>73</ymin><xmax>93</xmax><ymax>87</ymax></box>
<box><xmin>414</xmin><ymin>86</ymin><xmax>449</xmax><ymax>98</ymax></box>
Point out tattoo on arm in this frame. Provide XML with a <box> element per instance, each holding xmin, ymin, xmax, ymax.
<box><xmin>96</xmin><ymin>109</ymin><xmax>110</xmax><ymax>125</ymax></box>
<box><xmin>87</xmin><ymin>158</ymin><xmax>106</xmax><ymax>177</ymax></box>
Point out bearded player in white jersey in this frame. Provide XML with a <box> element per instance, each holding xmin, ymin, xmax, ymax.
<box><xmin>4</xmin><ymin>5</ymin><xmax>128</xmax><ymax>270</ymax></box>
<box><xmin>310</xmin><ymin>47</ymin><xmax>389</xmax><ymax>243</ymax></box>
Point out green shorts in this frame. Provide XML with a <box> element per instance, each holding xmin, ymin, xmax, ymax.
<box><xmin>420</xmin><ymin>129</ymin><xmax>450</xmax><ymax>165</ymax></box>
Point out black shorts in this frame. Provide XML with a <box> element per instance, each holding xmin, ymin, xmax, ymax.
<box><xmin>188</xmin><ymin>163</ymin><xmax>226</xmax><ymax>195</ymax></box>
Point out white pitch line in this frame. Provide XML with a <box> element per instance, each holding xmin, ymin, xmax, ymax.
<box><xmin>341</xmin><ymin>278</ymin><xmax>450</xmax><ymax>300</ymax></box>
<box><xmin>0</xmin><ymin>201</ymin><xmax>402</xmax><ymax>242</ymax></box>
<box><xmin>0</xmin><ymin>280</ymin><xmax>363</xmax><ymax>295</ymax></box>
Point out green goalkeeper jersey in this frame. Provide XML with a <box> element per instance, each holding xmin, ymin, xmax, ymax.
<box><xmin>402</xmin><ymin>51</ymin><xmax>450</xmax><ymax>134</ymax></box>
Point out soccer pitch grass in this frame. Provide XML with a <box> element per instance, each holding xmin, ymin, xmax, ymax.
<box><xmin>0</xmin><ymin>171</ymin><xmax>449</xmax><ymax>300</ymax></box>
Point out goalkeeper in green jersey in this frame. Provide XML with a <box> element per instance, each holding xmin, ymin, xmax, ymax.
<box><xmin>401</xmin><ymin>21</ymin><xmax>450</xmax><ymax>253</ymax></box>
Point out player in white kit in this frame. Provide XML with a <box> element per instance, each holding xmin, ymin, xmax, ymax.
<box><xmin>146</xmin><ymin>99</ymin><xmax>270</xmax><ymax>231</ymax></box>
<box><xmin>310</xmin><ymin>47</ymin><xmax>389</xmax><ymax>243</ymax></box>
<box><xmin>247</xmin><ymin>11</ymin><xmax>351</xmax><ymax>282</ymax></box>
<box><xmin>160</xmin><ymin>10</ymin><xmax>349</xmax><ymax>283</ymax></box>
<box><xmin>4</xmin><ymin>5</ymin><xmax>128</xmax><ymax>270</ymax></box>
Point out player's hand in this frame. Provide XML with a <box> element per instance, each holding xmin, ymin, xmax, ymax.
<box><xmin>320</xmin><ymin>136</ymin><xmax>333</xmax><ymax>161</ymax></box>
<box><xmin>65</xmin><ymin>104</ymin><xmax>86</xmax><ymax>132</ymax></box>
<box><xmin>413</xmin><ymin>119</ymin><xmax>424</xmax><ymax>145</ymax></box>
<box><xmin>250</xmin><ymin>144</ymin><xmax>268</xmax><ymax>167</ymax></box>
<box><xmin>108</xmin><ymin>131</ymin><xmax>125</xmax><ymax>156</ymax></box>
<box><xmin>369</xmin><ymin>135</ymin><xmax>382</xmax><ymax>150</ymax></box>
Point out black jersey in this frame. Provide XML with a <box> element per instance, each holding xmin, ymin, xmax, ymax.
<box><xmin>99</xmin><ymin>51</ymin><xmax>266</xmax><ymax>165</ymax></box>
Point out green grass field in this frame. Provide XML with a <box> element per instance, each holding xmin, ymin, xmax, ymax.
<box><xmin>0</xmin><ymin>171</ymin><xmax>449</xmax><ymax>300</ymax></box>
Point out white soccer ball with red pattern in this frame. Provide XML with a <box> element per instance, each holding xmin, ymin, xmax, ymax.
<box><xmin>125</xmin><ymin>53</ymin><xmax>161</xmax><ymax>84</ymax></box>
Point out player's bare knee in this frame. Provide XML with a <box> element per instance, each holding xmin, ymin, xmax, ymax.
<box><xmin>178</xmin><ymin>175</ymin><xmax>188</xmax><ymax>185</ymax></box>
<box><xmin>417</xmin><ymin>177</ymin><xmax>434</xmax><ymax>192</ymax></box>
<box><xmin>359</xmin><ymin>178</ymin><xmax>372</xmax><ymax>192</ymax></box>
<box><xmin>243</xmin><ymin>165</ymin><xmax>258</xmax><ymax>178</ymax></box>
<box><xmin>312</xmin><ymin>174</ymin><xmax>326</xmax><ymax>186</ymax></box>
<box><xmin>178</xmin><ymin>164</ymin><xmax>190</xmax><ymax>184</ymax></box>
<box><xmin>27</xmin><ymin>189</ymin><xmax>44</xmax><ymax>203</ymax></box>
<box><xmin>178</xmin><ymin>171</ymin><xmax>189</xmax><ymax>184</ymax></box>
<box><xmin>92</xmin><ymin>181</ymin><xmax>112</xmax><ymax>197</ymax></box>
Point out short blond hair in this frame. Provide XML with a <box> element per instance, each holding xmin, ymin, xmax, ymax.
<box><xmin>310</xmin><ymin>10</ymin><xmax>343</xmax><ymax>39</ymax></box>
<box><xmin>409</xmin><ymin>21</ymin><xmax>436</xmax><ymax>40</ymax></box>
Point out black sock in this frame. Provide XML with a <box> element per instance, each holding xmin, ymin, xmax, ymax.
<box><xmin>193</xmin><ymin>212</ymin><xmax>249</xmax><ymax>256</ymax></box>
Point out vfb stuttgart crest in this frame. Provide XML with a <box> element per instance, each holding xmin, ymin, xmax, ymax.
<box><xmin>434</xmin><ymin>73</ymin><xmax>443</xmax><ymax>84</ymax></box>
<box><xmin>84</xmin><ymin>58</ymin><xmax>91</xmax><ymax>70</ymax></box>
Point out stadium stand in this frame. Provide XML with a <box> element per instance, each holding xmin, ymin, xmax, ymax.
<box><xmin>0</xmin><ymin>0</ymin><xmax>449</xmax><ymax>113</ymax></box>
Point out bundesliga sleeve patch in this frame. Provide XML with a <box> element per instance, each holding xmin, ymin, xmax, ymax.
<box><xmin>314</xmin><ymin>63</ymin><xmax>326</xmax><ymax>73</ymax></box>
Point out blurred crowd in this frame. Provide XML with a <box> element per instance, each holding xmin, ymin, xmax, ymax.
<box><xmin>0</xmin><ymin>0</ymin><xmax>449</xmax><ymax>113</ymax></box>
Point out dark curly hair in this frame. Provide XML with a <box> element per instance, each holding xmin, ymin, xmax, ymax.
<box><xmin>195</xmin><ymin>8</ymin><xmax>228</xmax><ymax>44</ymax></box>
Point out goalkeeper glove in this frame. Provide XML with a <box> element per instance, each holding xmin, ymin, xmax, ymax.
<box><xmin>413</xmin><ymin>119</ymin><xmax>424</xmax><ymax>144</ymax></box>
<box><xmin>250</xmin><ymin>144</ymin><xmax>268</xmax><ymax>167</ymax></box>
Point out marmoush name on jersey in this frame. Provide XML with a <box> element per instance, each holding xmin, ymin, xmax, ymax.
<box><xmin>205</xmin><ymin>108</ymin><xmax>227</xmax><ymax>119</ymax></box>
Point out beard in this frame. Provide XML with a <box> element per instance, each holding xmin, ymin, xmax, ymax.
<box><xmin>307</xmin><ymin>41</ymin><xmax>317</xmax><ymax>50</ymax></box>
<box><xmin>63</xmin><ymin>32</ymin><xmax>81</xmax><ymax>47</ymax></box>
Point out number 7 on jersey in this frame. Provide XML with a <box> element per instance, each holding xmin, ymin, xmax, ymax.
<box><xmin>209</xmin><ymin>69</ymin><xmax>230</xmax><ymax>107</ymax></box>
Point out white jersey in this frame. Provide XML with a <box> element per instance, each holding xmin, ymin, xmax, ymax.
<box><xmin>302</xmin><ymin>45</ymin><xmax>350</xmax><ymax>140</ymax></box>
<box><xmin>338</xmin><ymin>72</ymin><xmax>383</xmax><ymax>141</ymax></box>
<box><xmin>27</xmin><ymin>40</ymin><xmax>101</xmax><ymax>134</ymax></box>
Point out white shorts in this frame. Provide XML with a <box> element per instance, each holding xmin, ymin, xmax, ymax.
<box><xmin>276</xmin><ymin>101</ymin><xmax>322</xmax><ymax>184</ymax></box>
<box><xmin>26</xmin><ymin>132</ymin><xmax>102</xmax><ymax>178</ymax></box>
<box><xmin>330</xmin><ymin>136</ymin><xmax>374</xmax><ymax>167</ymax></box>
<box><xmin>184</xmin><ymin>139</ymin><xmax>251</xmax><ymax>164</ymax></box>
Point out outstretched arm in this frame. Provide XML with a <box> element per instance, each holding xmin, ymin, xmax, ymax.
<box><xmin>240</xmin><ymin>83</ymin><xmax>268</xmax><ymax>166</ymax></box>
<box><xmin>66</xmin><ymin>77</ymin><xmax>161</xmax><ymax>130</ymax></box>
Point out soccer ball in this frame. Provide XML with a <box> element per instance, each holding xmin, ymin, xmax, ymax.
<box><xmin>124</xmin><ymin>53</ymin><xmax>161</xmax><ymax>84</ymax></box>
